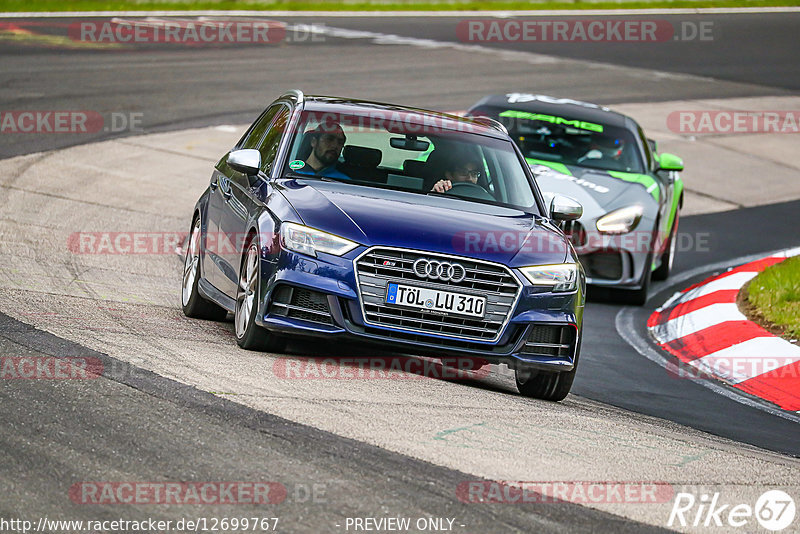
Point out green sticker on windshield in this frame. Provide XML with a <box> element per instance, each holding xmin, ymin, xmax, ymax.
<box><xmin>499</xmin><ymin>110</ymin><xmax>604</xmax><ymax>133</ymax></box>
<box><xmin>288</xmin><ymin>160</ymin><xmax>305</xmax><ymax>170</ymax></box>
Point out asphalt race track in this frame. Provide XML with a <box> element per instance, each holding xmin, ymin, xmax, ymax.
<box><xmin>1</xmin><ymin>10</ymin><xmax>800</xmax><ymax>533</ymax></box>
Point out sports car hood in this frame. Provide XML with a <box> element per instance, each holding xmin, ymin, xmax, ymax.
<box><xmin>277</xmin><ymin>178</ymin><xmax>568</xmax><ymax>266</ymax></box>
<box><xmin>529</xmin><ymin>160</ymin><xmax>657</xmax><ymax>217</ymax></box>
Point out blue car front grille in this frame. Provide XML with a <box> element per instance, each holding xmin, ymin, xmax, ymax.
<box><xmin>354</xmin><ymin>247</ymin><xmax>521</xmax><ymax>342</ymax></box>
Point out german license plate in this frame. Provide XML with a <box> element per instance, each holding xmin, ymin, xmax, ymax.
<box><xmin>385</xmin><ymin>283</ymin><xmax>486</xmax><ymax>318</ymax></box>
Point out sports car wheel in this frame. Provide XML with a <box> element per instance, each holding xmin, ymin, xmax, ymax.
<box><xmin>182</xmin><ymin>217</ymin><xmax>227</xmax><ymax>320</ymax></box>
<box><xmin>234</xmin><ymin>237</ymin><xmax>286</xmax><ymax>352</ymax></box>
<box><xmin>652</xmin><ymin>212</ymin><xmax>679</xmax><ymax>281</ymax></box>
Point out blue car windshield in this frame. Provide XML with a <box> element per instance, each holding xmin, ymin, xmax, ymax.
<box><xmin>490</xmin><ymin>109</ymin><xmax>645</xmax><ymax>173</ymax></box>
<box><xmin>282</xmin><ymin>110</ymin><xmax>539</xmax><ymax>212</ymax></box>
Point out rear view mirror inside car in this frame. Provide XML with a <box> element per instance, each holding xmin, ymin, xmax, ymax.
<box><xmin>390</xmin><ymin>136</ymin><xmax>430</xmax><ymax>151</ymax></box>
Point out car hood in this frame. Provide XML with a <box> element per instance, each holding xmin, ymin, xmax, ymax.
<box><xmin>529</xmin><ymin>159</ymin><xmax>658</xmax><ymax>219</ymax></box>
<box><xmin>277</xmin><ymin>178</ymin><xmax>568</xmax><ymax>266</ymax></box>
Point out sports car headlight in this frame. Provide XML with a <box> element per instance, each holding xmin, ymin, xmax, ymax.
<box><xmin>280</xmin><ymin>222</ymin><xmax>358</xmax><ymax>258</ymax></box>
<box><xmin>520</xmin><ymin>264</ymin><xmax>578</xmax><ymax>292</ymax></box>
<box><xmin>596</xmin><ymin>205</ymin><xmax>644</xmax><ymax>234</ymax></box>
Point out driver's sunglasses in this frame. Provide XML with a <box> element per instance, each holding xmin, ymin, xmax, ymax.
<box><xmin>456</xmin><ymin>168</ymin><xmax>482</xmax><ymax>179</ymax></box>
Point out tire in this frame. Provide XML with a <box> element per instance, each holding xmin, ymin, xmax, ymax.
<box><xmin>234</xmin><ymin>236</ymin><xmax>286</xmax><ymax>352</ymax></box>
<box><xmin>515</xmin><ymin>336</ymin><xmax>581</xmax><ymax>402</ymax></box>
<box><xmin>652</xmin><ymin>211</ymin><xmax>679</xmax><ymax>281</ymax></box>
<box><xmin>182</xmin><ymin>217</ymin><xmax>228</xmax><ymax>321</ymax></box>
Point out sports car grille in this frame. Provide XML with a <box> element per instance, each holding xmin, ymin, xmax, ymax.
<box><xmin>354</xmin><ymin>248</ymin><xmax>521</xmax><ymax>341</ymax></box>
<box><xmin>581</xmin><ymin>251</ymin><xmax>624</xmax><ymax>280</ymax></box>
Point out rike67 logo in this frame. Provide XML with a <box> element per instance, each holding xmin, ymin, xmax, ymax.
<box><xmin>668</xmin><ymin>490</ymin><xmax>796</xmax><ymax>531</ymax></box>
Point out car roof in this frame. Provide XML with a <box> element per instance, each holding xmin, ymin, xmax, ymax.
<box><xmin>471</xmin><ymin>94</ymin><xmax>633</xmax><ymax>130</ymax></box>
<box><xmin>299</xmin><ymin>95</ymin><xmax>510</xmax><ymax>139</ymax></box>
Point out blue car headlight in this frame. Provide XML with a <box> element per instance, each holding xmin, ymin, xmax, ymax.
<box><xmin>520</xmin><ymin>263</ymin><xmax>579</xmax><ymax>292</ymax></box>
<box><xmin>280</xmin><ymin>222</ymin><xmax>358</xmax><ymax>258</ymax></box>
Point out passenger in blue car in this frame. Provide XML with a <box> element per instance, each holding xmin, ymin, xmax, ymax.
<box><xmin>295</xmin><ymin>122</ymin><xmax>352</xmax><ymax>180</ymax></box>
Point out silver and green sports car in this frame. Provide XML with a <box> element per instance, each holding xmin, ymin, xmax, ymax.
<box><xmin>468</xmin><ymin>94</ymin><xmax>684</xmax><ymax>305</ymax></box>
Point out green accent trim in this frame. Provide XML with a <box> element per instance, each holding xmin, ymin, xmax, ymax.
<box><xmin>607</xmin><ymin>170</ymin><xmax>660</xmax><ymax>201</ymax></box>
<box><xmin>658</xmin><ymin>152</ymin><xmax>684</xmax><ymax>171</ymax></box>
<box><xmin>525</xmin><ymin>158</ymin><xmax>572</xmax><ymax>176</ymax></box>
<box><xmin>499</xmin><ymin>110</ymin><xmax>604</xmax><ymax>133</ymax></box>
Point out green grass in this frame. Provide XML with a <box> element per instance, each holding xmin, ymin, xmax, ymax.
<box><xmin>748</xmin><ymin>256</ymin><xmax>800</xmax><ymax>340</ymax></box>
<box><xmin>1</xmin><ymin>0</ymin><xmax>799</xmax><ymax>12</ymax></box>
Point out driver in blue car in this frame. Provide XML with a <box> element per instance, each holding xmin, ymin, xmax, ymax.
<box><xmin>431</xmin><ymin>152</ymin><xmax>483</xmax><ymax>193</ymax></box>
<box><xmin>295</xmin><ymin>122</ymin><xmax>352</xmax><ymax>180</ymax></box>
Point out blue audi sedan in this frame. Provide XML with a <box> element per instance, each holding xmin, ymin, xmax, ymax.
<box><xmin>181</xmin><ymin>90</ymin><xmax>586</xmax><ymax>401</ymax></box>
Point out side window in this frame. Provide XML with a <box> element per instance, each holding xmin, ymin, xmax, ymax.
<box><xmin>258</xmin><ymin>106</ymin><xmax>290</xmax><ymax>171</ymax></box>
<box><xmin>238</xmin><ymin>105</ymin><xmax>281</xmax><ymax>150</ymax></box>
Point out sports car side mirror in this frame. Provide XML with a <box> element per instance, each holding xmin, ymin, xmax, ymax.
<box><xmin>549</xmin><ymin>195</ymin><xmax>583</xmax><ymax>222</ymax></box>
<box><xmin>228</xmin><ymin>149</ymin><xmax>261</xmax><ymax>176</ymax></box>
<box><xmin>656</xmin><ymin>152</ymin><xmax>684</xmax><ymax>172</ymax></box>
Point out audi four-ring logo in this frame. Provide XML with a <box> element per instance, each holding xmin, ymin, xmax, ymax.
<box><xmin>412</xmin><ymin>259</ymin><xmax>467</xmax><ymax>283</ymax></box>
